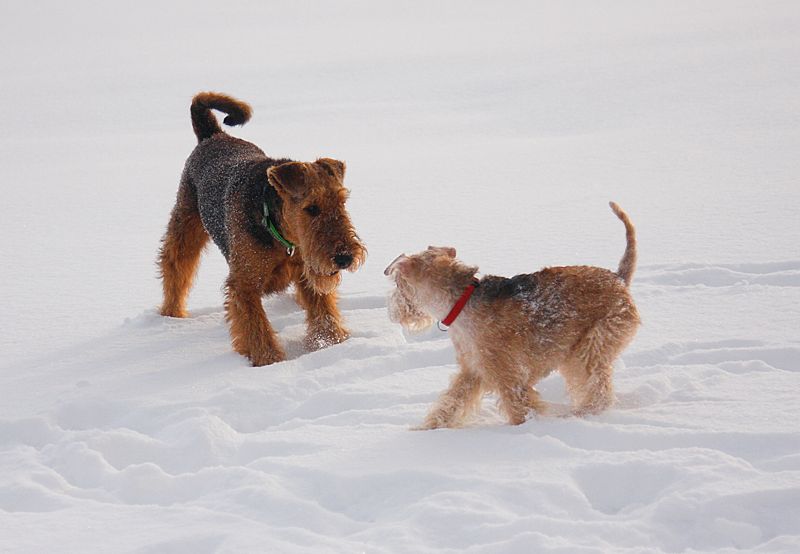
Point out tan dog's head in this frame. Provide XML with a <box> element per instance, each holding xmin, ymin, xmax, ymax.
<box><xmin>268</xmin><ymin>158</ymin><xmax>366</xmax><ymax>294</ymax></box>
<box><xmin>384</xmin><ymin>246</ymin><xmax>476</xmax><ymax>330</ymax></box>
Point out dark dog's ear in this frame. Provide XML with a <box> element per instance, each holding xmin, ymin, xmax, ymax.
<box><xmin>268</xmin><ymin>162</ymin><xmax>308</xmax><ymax>199</ymax></box>
<box><xmin>316</xmin><ymin>158</ymin><xmax>346</xmax><ymax>181</ymax></box>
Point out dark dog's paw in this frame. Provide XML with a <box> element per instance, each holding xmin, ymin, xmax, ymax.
<box><xmin>304</xmin><ymin>324</ymin><xmax>349</xmax><ymax>352</ymax></box>
<box><xmin>249</xmin><ymin>348</ymin><xmax>286</xmax><ymax>367</ymax></box>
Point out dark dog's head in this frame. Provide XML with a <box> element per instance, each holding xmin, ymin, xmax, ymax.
<box><xmin>268</xmin><ymin>158</ymin><xmax>366</xmax><ymax>294</ymax></box>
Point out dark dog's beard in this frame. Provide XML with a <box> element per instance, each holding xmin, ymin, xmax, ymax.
<box><xmin>303</xmin><ymin>269</ymin><xmax>342</xmax><ymax>295</ymax></box>
<box><xmin>388</xmin><ymin>281</ymin><xmax>435</xmax><ymax>331</ymax></box>
<box><xmin>303</xmin><ymin>240</ymin><xmax>365</xmax><ymax>278</ymax></box>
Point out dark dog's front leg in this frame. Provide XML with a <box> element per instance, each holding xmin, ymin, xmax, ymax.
<box><xmin>295</xmin><ymin>279</ymin><xmax>349</xmax><ymax>351</ymax></box>
<box><xmin>225</xmin><ymin>276</ymin><xmax>286</xmax><ymax>366</ymax></box>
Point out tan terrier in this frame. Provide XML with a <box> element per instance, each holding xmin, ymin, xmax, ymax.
<box><xmin>384</xmin><ymin>202</ymin><xmax>639</xmax><ymax>429</ymax></box>
<box><xmin>158</xmin><ymin>92</ymin><xmax>366</xmax><ymax>366</ymax></box>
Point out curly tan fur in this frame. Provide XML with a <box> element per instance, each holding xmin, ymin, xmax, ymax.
<box><xmin>385</xmin><ymin>204</ymin><xmax>640</xmax><ymax>428</ymax></box>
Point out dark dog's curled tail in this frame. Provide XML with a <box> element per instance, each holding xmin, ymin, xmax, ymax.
<box><xmin>190</xmin><ymin>92</ymin><xmax>252</xmax><ymax>142</ymax></box>
<box><xmin>609</xmin><ymin>201</ymin><xmax>637</xmax><ymax>286</ymax></box>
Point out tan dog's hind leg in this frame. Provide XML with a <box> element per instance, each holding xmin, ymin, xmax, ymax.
<box><xmin>574</xmin><ymin>365</ymin><xmax>615</xmax><ymax>416</ymax></box>
<box><xmin>566</xmin><ymin>322</ymin><xmax>620</xmax><ymax>416</ymax></box>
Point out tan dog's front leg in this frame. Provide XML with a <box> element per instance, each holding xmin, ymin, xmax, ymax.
<box><xmin>497</xmin><ymin>383</ymin><xmax>539</xmax><ymax>425</ymax></box>
<box><xmin>296</xmin><ymin>279</ymin><xmax>349</xmax><ymax>351</ymax></box>
<box><xmin>416</xmin><ymin>367</ymin><xmax>483</xmax><ymax>430</ymax></box>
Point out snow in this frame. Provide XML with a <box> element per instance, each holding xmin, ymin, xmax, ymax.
<box><xmin>1</xmin><ymin>1</ymin><xmax>799</xmax><ymax>552</ymax></box>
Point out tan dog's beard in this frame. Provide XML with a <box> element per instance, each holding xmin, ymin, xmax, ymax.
<box><xmin>388</xmin><ymin>279</ymin><xmax>435</xmax><ymax>331</ymax></box>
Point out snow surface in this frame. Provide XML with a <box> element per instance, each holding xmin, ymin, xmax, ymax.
<box><xmin>2</xmin><ymin>1</ymin><xmax>800</xmax><ymax>552</ymax></box>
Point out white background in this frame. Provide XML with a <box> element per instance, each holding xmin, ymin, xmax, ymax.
<box><xmin>1</xmin><ymin>1</ymin><xmax>799</xmax><ymax>552</ymax></box>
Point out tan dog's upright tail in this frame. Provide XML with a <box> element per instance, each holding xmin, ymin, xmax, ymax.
<box><xmin>609</xmin><ymin>201</ymin><xmax>637</xmax><ymax>286</ymax></box>
<box><xmin>190</xmin><ymin>92</ymin><xmax>253</xmax><ymax>142</ymax></box>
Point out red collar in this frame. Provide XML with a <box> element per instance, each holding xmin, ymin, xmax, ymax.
<box><xmin>439</xmin><ymin>278</ymin><xmax>480</xmax><ymax>329</ymax></box>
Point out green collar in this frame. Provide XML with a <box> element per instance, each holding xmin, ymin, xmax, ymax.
<box><xmin>262</xmin><ymin>199</ymin><xmax>296</xmax><ymax>256</ymax></box>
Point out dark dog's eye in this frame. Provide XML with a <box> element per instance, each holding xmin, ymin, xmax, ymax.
<box><xmin>304</xmin><ymin>205</ymin><xmax>321</xmax><ymax>217</ymax></box>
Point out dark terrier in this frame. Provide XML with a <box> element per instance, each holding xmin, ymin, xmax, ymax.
<box><xmin>385</xmin><ymin>202</ymin><xmax>639</xmax><ymax>428</ymax></box>
<box><xmin>158</xmin><ymin>92</ymin><xmax>365</xmax><ymax>366</ymax></box>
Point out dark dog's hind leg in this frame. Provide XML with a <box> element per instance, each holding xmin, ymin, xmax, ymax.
<box><xmin>158</xmin><ymin>178</ymin><xmax>208</xmax><ymax>318</ymax></box>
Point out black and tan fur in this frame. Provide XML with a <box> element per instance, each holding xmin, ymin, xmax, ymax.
<box><xmin>158</xmin><ymin>92</ymin><xmax>365</xmax><ymax>366</ymax></box>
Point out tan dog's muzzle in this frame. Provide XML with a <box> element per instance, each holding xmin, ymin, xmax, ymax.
<box><xmin>384</xmin><ymin>254</ymin><xmax>407</xmax><ymax>276</ymax></box>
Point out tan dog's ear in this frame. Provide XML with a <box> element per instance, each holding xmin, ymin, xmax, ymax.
<box><xmin>268</xmin><ymin>162</ymin><xmax>308</xmax><ymax>199</ymax></box>
<box><xmin>427</xmin><ymin>246</ymin><xmax>457</xmax><ymax>258</ymax></box>
<box><xmin>316</xmin><ymin>158</ymin><xmax>346</xmax><ymax>181</ymax></box>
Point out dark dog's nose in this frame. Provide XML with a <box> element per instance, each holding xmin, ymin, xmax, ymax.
<box><xmin>333</xmin><ymin>254</ymin><xmax>353</xmax><ymax>269</ymax></box>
